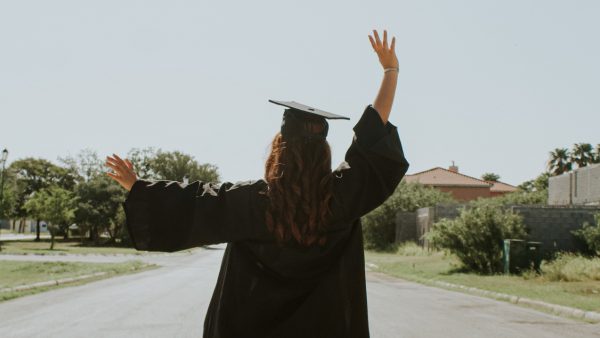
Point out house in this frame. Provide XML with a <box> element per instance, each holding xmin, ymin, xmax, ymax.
<box><xmin>402</xmin><ymin>164</ymin><xmax>517</xmax><ymax>201</ymax></box>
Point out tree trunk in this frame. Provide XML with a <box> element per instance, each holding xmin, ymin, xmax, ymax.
<box><xmin>50</xmin><ymin>233</ymin><xmax>55</xmax><ymax>250</ymax></box>
<box><xmin>35</xmin><ymin>219</ymin><xmax>41</xmax><ymax>242</ymax></box>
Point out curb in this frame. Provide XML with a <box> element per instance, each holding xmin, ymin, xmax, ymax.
<box><xmin>430</xmin><ymin>280</ymin><xmax>600</xmax><ymax>323</ymax></box>
<box><xmin>0</xmin><ymin>272</ymin><xmax>108</xmax><ymax>293</ymax></box>
<box><xmin>0</xmin><ymin>264</ymin><xmax>155</xmax><ymax>293</ymax></box>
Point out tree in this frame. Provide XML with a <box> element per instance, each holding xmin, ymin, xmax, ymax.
<box><xmin>24</xmin><ymin>186</ymin><xmax>78</xmax><ymax>249</ymax></box>
<box><xmin>547</xmin><ymin>148</ymin><xmax>572</xmax><ymax>176</ymax></box>
<box><xmin>594</xmin><ymin>144</ymin><xmax>600</xmax><ymax>164</ymax></box>
<box><xmin>481</xmin><ymin>173</ymin><xmax>500</xmax><ymax>182</ymax></box>
<box><xmin>517</xmin><ymin>172</ymin><xmax>550</xmax><ymax>193</ymax></box>
<box><xmin>74</xmin><ymin>174</ymin><xmax>126</xmax><ymax>245</ymax></box>
<box><xmin>570</xmin><ymin>143</ymin><xmax>594</xmax><ymax>169</ymax></box>
<box><xmin>150</xmin><ymin>150</ymin><xmax>220</xmax><ymax>182</ymax></box>
<box><xmin>126</xmin><ymin>147</ymin><xmax>159</xmax><ymax>180</ymax></box>
<box><xmin>362</xmin><ymin>181</ymin><xmax>454</xmax><ymax>250</ymax></box>
<box><xmin>9</xmin><ymin>158</ymin><xmax>78</xmax><ymax>241</ymax></box>
<box><xmin>58</xmin><ymin>148</ymin><xmax>104</xmax><ymax>183</ymax></box>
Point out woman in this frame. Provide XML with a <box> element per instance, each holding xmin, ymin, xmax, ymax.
<box><xmin>105</xmin><ymin>29</ymin><xmax>409</xmax><ymax>338</ymax></box>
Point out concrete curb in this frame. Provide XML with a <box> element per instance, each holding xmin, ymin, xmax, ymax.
<box><xmin>0</xmin><ymin>263</ymin><xmax>155</xmax><ymax>293</ymax></box>
<box><xmin>430</xmin><ymin>280</ymin><xmax>600</xmax><ymax>323</ymax></box>
<box><xmin>0</xmin><ymin>272</ymin><xmax>108</xmax><ymax>293</ymax></box>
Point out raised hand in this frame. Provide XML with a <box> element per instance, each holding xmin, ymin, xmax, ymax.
<box><xmin>368</xmin><ymin>29</ymin><xmax>399</xmax><ymax>70</ymax></box>
<box><xmin>105</xmin><ymin>154</ymin><xmax>138</xmax><ymax>191</ymax></box>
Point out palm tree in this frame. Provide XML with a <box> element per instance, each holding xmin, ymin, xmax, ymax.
<box><xmin>547</xmin><ymin>148</ymin><xmax>571</xmax><ymax>175</ymax></box>
<box><xmin>570</xmin><ymin>143</ymin><xmax>594</xmax><ymax>168</ymax></box>
<box><xmin>481</xmin><ymin>173</ymin><xmax>500</xmax><ymax>182</ymax></box>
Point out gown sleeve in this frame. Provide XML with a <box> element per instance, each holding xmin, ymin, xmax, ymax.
<box><xmin>122</xmin><ymin>179</ymin><xmax>267</xmax><ymax>252</ymax></box>
<box><xmin>332</xmin><ymin>104</ymin><xmax>410</xmax><ymax>222</ymax></box>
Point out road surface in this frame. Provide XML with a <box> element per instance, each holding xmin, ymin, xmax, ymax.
<box><xmin>0</xmin><ymin>246</ymin><xmax>599</xmax><ymax>337</ymax></box>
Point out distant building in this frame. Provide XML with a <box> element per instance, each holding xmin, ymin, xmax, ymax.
<box><xmin>549</xmin><ymin>163</ymin><xmax>600</xmax><ymax>206</ymax></box>
<box><xmin>403</xmin><ymin>164</ymin><xmax>517</xmax><ymax>202</ymax></box>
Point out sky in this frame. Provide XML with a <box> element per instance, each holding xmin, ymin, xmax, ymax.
<box><xmin>1</xmin><ymin>0</ymin><xmax>599</xmax><ymax>186</ymax></box>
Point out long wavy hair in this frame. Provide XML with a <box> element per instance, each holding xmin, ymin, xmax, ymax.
<box><xmin>264</xmin><ymin>133</ymin><xmax>334</xmax><ymax>246</ymax></box>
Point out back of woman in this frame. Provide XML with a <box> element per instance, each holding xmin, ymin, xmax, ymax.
<box><xmin>106</xmin><ymin>29</ymin><xmax>408</xmax><ymax>338</ymax></box>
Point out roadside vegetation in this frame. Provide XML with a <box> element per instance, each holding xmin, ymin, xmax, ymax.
<box><xmin>366</xmin><ymin>243</ymin><xmax>600</xmax><ymax>312</ymax></box>
<box><xmin>0</xmin><ymin>260</ymin><xmax>157</xmax><ymax>302</ymax></box>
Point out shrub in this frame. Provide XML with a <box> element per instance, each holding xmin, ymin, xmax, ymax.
<box><xmin>572</xmin><ymin>213</ymin><xmax>600</xmax><ymax>256</ymax></box>
<box><xmin>362</xmin><ymin>181</ymin><xmax>454</xmax><ymax>251</ymax></box>
<box><xmin>539</xmin><ymin>252</ymin><xmax>600</xmax><ymax>281</ymax></box>
<box><xmin>395</xmin><ymin>241</ymin><xmax>432</xmax><ymax>256</ymax></box>
<box><xmin>425</xmin><ymin>203</ymin><xmax>527</xmax><ymax>274</ymax></box>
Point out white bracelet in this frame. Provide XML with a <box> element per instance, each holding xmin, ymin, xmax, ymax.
<box><xmin>384</xmin><ymin>67</ymin><xmax>399</xmax><ymax>73</ymax></box>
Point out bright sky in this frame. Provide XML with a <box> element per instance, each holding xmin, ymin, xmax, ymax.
<box><xmin>2</xmin><ymin>0</ymin><xmax>598</xmax><ymax>186</ymax></box>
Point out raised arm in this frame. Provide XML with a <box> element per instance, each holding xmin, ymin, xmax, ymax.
<box><xmin>368</xmin><ymin>29</ymin><xmax>399</xmax><ymax>124</ymax></box>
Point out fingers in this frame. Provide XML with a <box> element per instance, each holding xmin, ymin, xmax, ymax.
<box><xmin>391</xmin><ymin>36</ymin><xmax>396</xmax><ymax>51</ymax></box>
<box><xmin>125</xmin><ymin>159</ymin><xmax>134</xmax><ymax>170</ymax></box>
<box><xmin>368</xmin><ymin>35</ymin><xmax>377</xmax><ymax>51</ymax></box>
<box><xmin>373</xmin><ymin>30</ymin><xmax>381</xmax><ymax>46</ymax></box>
<box><xmin>383</xmin><ymin>30</ymin><xmax>388</xmax><ymax>49</ymax></box>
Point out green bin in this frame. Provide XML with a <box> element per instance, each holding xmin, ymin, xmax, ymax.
<box><xmin>503</xmin><ymin>239</ymin><xmax>543</xmax><ymax>274</ymax></box>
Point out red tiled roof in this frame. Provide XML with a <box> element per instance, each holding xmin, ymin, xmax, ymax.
<box><xmin>487</xmin><ymin>180</ymin><xmax>518</xmax><ymax>193</ymax></box>
<box><xmin>403</xmin><ymin>167</ymin><xmax>491</xmax><ymax>188</ymax></box>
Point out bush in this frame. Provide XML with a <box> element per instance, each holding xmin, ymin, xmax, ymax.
<box><xmin>572</xmin><ymin>213</ymin><xmax>600</xmax><ymax>256</ymax></box>
<box><xmin>425</xmin><ymin>202</ymin><xmax>527</xmax><ymax>274</ymax></box>
<box><xmin>362</xmin><ymin>181</ymin><xmax>454</xmax><ymax>251</ymax></box>
<box><xmin>395</xmin><ymin>241</ymin><xmax>432</xmax><ymax>256</ymax></box>
<box><xmin>538</xmin><ymin>252</ymin><xmax>600</xmax><ymax>281</ymax></box>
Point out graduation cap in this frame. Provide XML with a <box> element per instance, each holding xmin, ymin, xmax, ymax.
<box><xmin>269</xmin><ymin>100</ymin><xmax>349</xmax><ymax>141</ymax></box>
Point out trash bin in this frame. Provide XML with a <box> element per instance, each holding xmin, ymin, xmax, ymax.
<box><xmin>503</xmin><ymin>239</ymin><xmax>543</xmax><ymax>275</ymax></box>
<box><xmin>503</xmin><ymin>239</ymin><xmax>527</xmax><ymax>274</ymax></box>
<box><xmin>525</xmin><ymin>241</ymin><xmax>542</xmax><ymax>274</ymax></box>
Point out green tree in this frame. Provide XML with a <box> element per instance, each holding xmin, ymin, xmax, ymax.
<box><xmin>547</xmin><ymin>148</ymin><xmax>572</xmax><ymax>176</ymax></box>
<box><xmin>150</xmin><ymin>150</ymin><xmax>220</xmax><ymax>182</ymax></box>
<box><xmin>9</xmin><ymin>158</ymin><xmax>78</xmax><ymax>241</ymax></box>
<box><xmin>481</xmin><ymin>173</ymin><xmax>500</xmax><ymax>182</ymax></box>
<box><xmin>518</xmin><ymin>172</ymin><xmax>550</xmax><ymax>193</ymax></box>
<box><xmin>58</xmin><ymin>148</ymin><xmax>104</xmax><ymax>183</ymax></box>
<box><xmin>24</xmin><ymin>186</ymin><xmax>78</xmax><ymax>249</ymax></box>
<box><xmin>126</xmin><ymin>147</ymin><xmax>159</xmax><ymax>180</ymax></box>
<box><xmin>362</xmin><ymin>181</ymin><xmax>454</xmax><ymax>250</ymax></box>
<box><xmin>594</xmin><ymin>144</ymin><xmax>600</xmax><ymax>164</ymax></box>
<box><xmin>74</xmin><ymin>174</ymin><xmax>126</xmax><ymax>244</ymax></box>
<box><xmin>570</xmin><ymin>143</ymin><xmax>594</xmax><ymax>168</ymax></box>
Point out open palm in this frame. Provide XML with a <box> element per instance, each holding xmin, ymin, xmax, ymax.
<box><xmin>105</xmin><ymin>154</ymin><xmax>138</xmax><ymax>191</ymax></box>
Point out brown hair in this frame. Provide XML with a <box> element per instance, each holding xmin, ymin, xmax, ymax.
<box><xmin>264</xmin><ymin>133</ymin><xmax>334</xmax><ymax>246</ymax></box>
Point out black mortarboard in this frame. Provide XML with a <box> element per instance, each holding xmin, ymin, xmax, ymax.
<box><xmin>269</xmin><ymin>100</ymin><xmax>349</xmax><ymax>141</ymax></box>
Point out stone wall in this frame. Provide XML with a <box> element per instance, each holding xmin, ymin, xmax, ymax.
<box><xmin>510</xmin><ymin>205</ymin><xmax>600</xmax><ymax>257</ymax></box>
<box><xmin>549</xmin><ymin>163</ymin><xmax>600</xmax><ymax>206</ymax></box>
<box><xmin>406</xmin><ymin>202</ymin><xmax>600</xmax><ymax>257</ymax></box>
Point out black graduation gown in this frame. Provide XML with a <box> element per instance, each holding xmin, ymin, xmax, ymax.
<box><xmin>122</xmin><ymin>104</ymin><xmax>410</xmax><ymax>338</ymax></box>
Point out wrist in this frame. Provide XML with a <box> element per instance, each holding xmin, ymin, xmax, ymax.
<box><xmin>384</xmin><ymin>67</ymin><xmax>399</xmax><ymax>74</ymax></box>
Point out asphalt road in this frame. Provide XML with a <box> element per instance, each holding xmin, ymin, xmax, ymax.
<box><xmin>0</xmin><ymin>247</ymin><xmax>599</xmax><ymax>338</ymax></box>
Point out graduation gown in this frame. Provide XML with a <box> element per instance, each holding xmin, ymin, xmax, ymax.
<box><xmin>122</xmin><ymin>104</ymin><xmax>410</xmax><ymax>338</ymax></box>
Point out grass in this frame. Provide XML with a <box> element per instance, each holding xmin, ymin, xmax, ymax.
<box><xmin>365</xmin><ymin>243</ymin><xmax>600</xmax><ymax>313</ymax></box>
<box><xmin>0</xmin><ymin>238</ymin><xmax>150</xmax><ymax>255</ymax></box>
<box><xmin>0</xmin><ymin>260</ymin><xmax>158</xmax><ymax>302</ymax></box>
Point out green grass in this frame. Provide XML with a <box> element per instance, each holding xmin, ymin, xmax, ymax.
<box><xmin>365</xmin><ymin>243</ymin><xmax>600</xmax><ymax>313</ymax></box>
<box><xmin>0</xmin><ymin>260</ymin><xmax>158</xmax><ymax>302</ymax></box>
<box><xmin>0</xmin><ymin>238</ymin><xmax>149</xmax><ymax>255</ymax></box>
